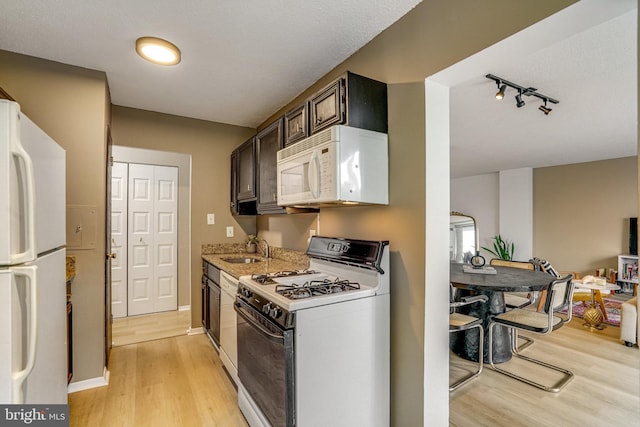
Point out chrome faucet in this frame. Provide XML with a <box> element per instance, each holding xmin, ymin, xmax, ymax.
<box><xmin>260</xmin><ymin>238</ymin><xmax>270</xmax><ymax>259</ymax></box>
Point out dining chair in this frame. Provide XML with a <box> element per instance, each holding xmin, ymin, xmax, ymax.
<box><xmin>487</xmin><ymin>274</ymin><xmax>575</xmax><ymax>392</ymax></box>
<box><xmin>489</xmin><ymin>258</ymin><xmax>536</xmax><ymax>351</ymax></box>
<box><xmin>489</xmin><ymin>259</ymin><xmax>535</xmax><ymax>309</ymax></box>
<box><xmin>449</xmin><ymin>292</ymin><xmax>488</xmax><ymax>392</ymax></box>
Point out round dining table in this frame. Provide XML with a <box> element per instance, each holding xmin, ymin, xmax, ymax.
<box><xmin>449</xmin><ymin>262</ymin><xmax>554</xmax><ymax>363</ymax></box>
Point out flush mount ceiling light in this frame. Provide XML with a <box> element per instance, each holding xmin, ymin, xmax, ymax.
<box><xmin>486</xmin><ymin>74</ymin><xmax>558</xmax><ymax>115</ymax></box>
<box><xmin>136</xmin><ymin>37</ymin><xmax>181</xmax><ymax>66</ymax></box>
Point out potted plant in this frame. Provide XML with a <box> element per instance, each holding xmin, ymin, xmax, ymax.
<box><xmin>481</xmin><ymin>234</ymin><xmax>514</xmax><ymax>261</ymax></box>
<box><xmin>246</xmin><ymin>234</ymin><xmax>258</xmax><ymax>253</ymax></box>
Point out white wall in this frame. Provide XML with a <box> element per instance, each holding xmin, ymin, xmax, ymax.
<box><xmin>499</xmin><ymin>168</ymin><xmax>533</xmax><ymax>261</ymax></box>
<box><xmin>451</xmin><ymin>173</ymin><xmax>499</xmax><ymax>258</ymax></box>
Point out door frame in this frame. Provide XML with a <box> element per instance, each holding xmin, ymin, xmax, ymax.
<box><xmin>111</xmin><ymin>146</ymin><xmax>192</xmax><ymax>313</ymax></box>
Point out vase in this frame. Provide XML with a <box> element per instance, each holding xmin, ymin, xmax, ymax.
<box><xmin>247</xmin><ymin>243</ymin><xmax>256</xmax><ymax>253</ymax></box>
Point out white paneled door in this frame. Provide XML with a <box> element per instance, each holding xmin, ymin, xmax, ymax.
<box><xmin>110</xmin><ymin>162</ymin><xmax>128</xmax><ymax>318</ymax></box>
<box><xmin>111</xmin><ymin>163</ymin><xmax>178</xmax><ymax>317</ymax></box>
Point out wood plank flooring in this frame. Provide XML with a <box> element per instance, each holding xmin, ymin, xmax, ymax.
<box><xmin>111</xmin><ymin>309</ymin><xmax>191</xmax><ymax>347</ymax></box>
<box><xmin>70</xmin><ymin>310</ymin><xmax>639</xmax><ymax>427</ymax></box>
<box><xmin>69</xmin><ymin>333</ymin><xmax>248</xmax><ymax>427</ymax></box>
<box><xmin>450</xmin><ymin>317</ymin><xmax>640</xmax><ymax>427</ymax></box>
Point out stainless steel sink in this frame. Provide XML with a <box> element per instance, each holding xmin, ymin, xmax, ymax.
<box><xmin>221</xmin><ymin>257</ymin><xmax>263</xmax><ymax>264</ymax></box>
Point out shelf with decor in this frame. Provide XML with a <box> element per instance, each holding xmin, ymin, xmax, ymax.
<box><xmin>617</xmin><ymin>255</ymin><xmax>638</xmax><ymax>293</ymax></box>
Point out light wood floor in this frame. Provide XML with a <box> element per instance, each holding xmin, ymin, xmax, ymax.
<box><xmin>450</xmin><ymin>317</ymin><xmax>640</xmax><ymax>427</ymax></box>
<box><xmin>111</xmin><ymin>309</ymin><xmax>192</xmax><ymax>347</ymax></box>
<box><xmin>70</xmin><ymin>311</ymin><xmax>638</xmax><ymax>427</ymax></box>
<box><xmin>69</xmin><ymin>333</ymin><xmax>248</xmax><ymax>427</ymax></box>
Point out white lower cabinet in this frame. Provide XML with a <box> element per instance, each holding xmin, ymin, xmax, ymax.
<box><xmin>219</xmin><ymin>270</ymin><xmax>239</xmax><ymax>384</ymax></box>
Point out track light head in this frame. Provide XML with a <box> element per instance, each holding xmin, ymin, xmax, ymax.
<box><xmin>539</xmin><ymin>100</ymin><xmax>552</xmax><ymax>115</ymax></box>
<box><xmin>495</xmin><ymin>84</ymin><xmax>506</xmax><ymax>100</ymax></box>
<box><xmin>515</xmin><ymin>91</ymin><xmax>525</xmax><ymax>108</ymax></box>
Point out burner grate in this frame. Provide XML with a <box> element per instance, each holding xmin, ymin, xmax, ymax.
<box><xmin>275</xmin><ymin>278</ymin><xmax>360</xmax><ymax>300</ymax></box>
<box><xmin>251</xmin><ymin>269</ymin><xmax>319</xmax><ymax>285</ymax></box>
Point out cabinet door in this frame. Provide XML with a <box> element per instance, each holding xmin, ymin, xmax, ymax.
<box><xmin>256</xmin><ymin>118</ymin><xmax>285</xmax><ymax>214</ymax></box>
<box><xmin>230</xmin><ymin>150</ymin><xmax>238</xmax><ymax>214</ymax></box>
<box><xmin>310</xmin><ymin>78</ymin><xmax>345</xmax><ymax>134</ymax></box>
<box><xmin>237</xmin><ymin>137</ymin><xmax>256</xmax><ymax>201</ymax></box>
<box><xmin>284</xmin><ymin>104</ymin><xmax>308</xmax><ymax>146</ymax></box>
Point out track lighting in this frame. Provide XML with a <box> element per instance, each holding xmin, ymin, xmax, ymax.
<box><xmin>486</xmin><ymin>74</ymin><xmax>558</xmax><ymax>115</ymax></box>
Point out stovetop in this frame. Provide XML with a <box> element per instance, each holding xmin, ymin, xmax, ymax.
<box><xmin>237</xmin><ymin>236</ymin><xmax>390</xmax><ymax>312</ymax></box>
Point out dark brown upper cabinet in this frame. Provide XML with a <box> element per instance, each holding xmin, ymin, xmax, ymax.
<box><xmin>236</xmin><ymin>136</ymin><xmax>256</xmax><ymax>202</ymax></box>
<box><xmin>284</xmin><ymin>104</ymin><xmax>308</xmax><ymax>147</ymax></box>
<box><xmin>309</xmin><ymin>72</ymin><xmax>388</xmax><ymax>136</ymax></box>
<box><xmin>256</xmin><ymin>118</ymin><xmax>286</xmax><ymax>214</ymax></box>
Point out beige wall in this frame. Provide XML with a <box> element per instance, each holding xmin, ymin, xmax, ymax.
<box><xmin>110</xmin><ymin>106</ymin><xmax>255</xmax><ymax>326</ymax></box>
<box><xmin>256</xmin><ymin>1</ymin><xmax>576</xmax><ymax>425</ymax></box>
<box><xmin>0</xmin><ymin>50</ymin><xmax>110</xmax><ymax>383</ymax></box>
<box><xmin>533</xmin><ymin>157</ymin><xmax>638</xmax><ymax>276</ymax></box>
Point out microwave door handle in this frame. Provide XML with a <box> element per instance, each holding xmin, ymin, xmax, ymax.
<box><xmin>308</xmin><ymin>150</ymin><xmax>320</xmax><ymax>199</ymax></box>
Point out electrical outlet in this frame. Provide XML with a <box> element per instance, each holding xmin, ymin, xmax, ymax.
<box><xmin>226</xmin><ymin>226</ymin><xmax>234</xmax><ymax>237</ymax></box>
<box><xmin>207</xmin><ymin>213</ymin><xmax>215</xmax><ymax>225</ymax></box>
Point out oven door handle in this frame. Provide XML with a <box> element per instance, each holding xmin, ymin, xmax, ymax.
<box><xmin>235</xmin><ymin>302</ymin><xmax>284</xmax><ymax>342</ymax></box>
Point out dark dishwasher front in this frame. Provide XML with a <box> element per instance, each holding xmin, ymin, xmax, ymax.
<box><xmin>235</xmin><ymin>297</ymin><xmax>294</xmax><ymax>427</ymax></box>
<box><xmin>203</xmin><ymin>261</ymin><xmax>221</xmax><ymax>347</ymax></box>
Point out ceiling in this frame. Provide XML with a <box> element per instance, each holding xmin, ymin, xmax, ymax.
<box><xmin>0</xmin><ymin>0</ymin><xmax>421</xmax><ymax>128</ymax></box>
<box><xmin>446</xmin><ymin>3</ymin><xmax>637</xmax><ymax>178</ymax></box>
<box><xmin>0</xmin><ymin>1</ymin><xmax>636</xmax><ymax>179</ymax></box>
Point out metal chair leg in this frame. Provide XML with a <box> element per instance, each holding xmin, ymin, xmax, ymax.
<box><xmin>450</xmin><ymin>323</ymin><xmax>484</xmax><ymax>392</ymax></box>
<box><xmin>488</xmin><ymin>322</ymin><xmax>574</xmax><ymax>393</ymax></box>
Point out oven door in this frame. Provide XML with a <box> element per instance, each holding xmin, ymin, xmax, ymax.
<box><xmin>235</xmin><ymin>297</ymin><xmax>294</xmax><ymax>427</ymax></box>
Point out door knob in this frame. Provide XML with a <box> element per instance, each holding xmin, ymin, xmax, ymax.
<box><xmin>106</xmin><ymin>252</ymin><xmax>117</xmax><ymax>259</ymax></box>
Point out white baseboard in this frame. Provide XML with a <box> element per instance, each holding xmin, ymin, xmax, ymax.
<box><xmin>67</xmin><ymin>367</ymin><xmax>110</xmax><ymax>394</ymax></box>
<box><xmin>179</xmin><ymin>305</ymin><xmax>190</xmax><ymax>311</ymax></box>
<box><xmin>188</xmin><ymin>326</ymin><xmax>204</xmax><ymax>335</ymax></box>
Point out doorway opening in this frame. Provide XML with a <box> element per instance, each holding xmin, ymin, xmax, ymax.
<box><xmin>110</xmin><ymin>146</ymin><xmax>192</xmax><ymax>346</ymax></box>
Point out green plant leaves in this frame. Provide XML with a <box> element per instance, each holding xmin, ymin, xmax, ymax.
<box><xmin>481</xmin><ymin>234</ymin><xmax>514</xmax><ymax>260</ymax></box>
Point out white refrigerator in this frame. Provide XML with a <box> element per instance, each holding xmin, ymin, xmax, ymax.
<box><xmin>0</xmin><ymin>99</ymin><xmax>67</xmax><ymax>404</ymax></box>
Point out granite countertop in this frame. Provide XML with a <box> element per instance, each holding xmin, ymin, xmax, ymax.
<box><xmin>201</xmin><ymin>243</ymin><xmax>309</xmax><ymax>279</ymax></box>
<box><xmin>66</xmin><ymin>255</ymin><xmax>76</xmax><ymax>283</ymax></box>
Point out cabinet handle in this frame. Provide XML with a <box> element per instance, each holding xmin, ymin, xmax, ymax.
<box><xmin>273</xmin><ymin>193</ymin><xmax>276</xmax><ymax>201</ymax></box>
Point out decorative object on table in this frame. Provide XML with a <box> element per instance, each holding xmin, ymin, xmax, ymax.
<box><xmin>487</xmin><ymin>274</ymin><xmax>575</xmax><ymax>393</ymax></box>
<box><xmin>245</xmin><ymin>234</ymin><xmax>258</xmax><ymax>253</ymax></box>
<box><xmin>481</xmin><ymin>234</ymin><xmax>514</xmax><ymax>261</ymax></box>
<box><xmin>469</xmin><ymin>251</ymin><xmax>486</xmax><ymax>268</ymax></box>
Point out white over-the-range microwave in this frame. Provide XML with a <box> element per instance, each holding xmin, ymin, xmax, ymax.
<box><xmin>276</xmin><ymin>125</ymin><xmax>388</xmax><ymax>207</ymax></box>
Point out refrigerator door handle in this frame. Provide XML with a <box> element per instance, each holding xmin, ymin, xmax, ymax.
<box><xmin>10</xmin><ymin>132</ymin><xmax>36</xmax><ymax>264</ymax></box>
<box><xmin>11</xmin><ymin>266</ymin><xmax>38</xmax><ymax>404</ymax></box>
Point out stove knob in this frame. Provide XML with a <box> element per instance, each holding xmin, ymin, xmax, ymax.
<box><xmin>241</xmin><ymin>288</ymin><xmax>253</xmax><ymax>298</ymax></box>
<box><xmin>262</xmin><ymin>303</ymin><xmax>271</xmax><ymax>314</ymax></box>
<box><xmin>270</xmin><ymin>306</ymin><xmax>282</xmax><ymax>319</ymax></box>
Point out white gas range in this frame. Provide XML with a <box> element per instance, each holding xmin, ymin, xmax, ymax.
<box><xmin>235</xmin><ymin>236</ymin><xmax>390</xmax><ymax>427</ymax></box>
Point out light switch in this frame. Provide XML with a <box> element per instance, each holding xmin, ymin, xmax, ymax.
<box><xmin>207</xmin><ymin>213</ymin><xmax>215</xmax><ymax>225</ymax></box>
<box><xmin>226</xmin><ymin>226</ymin><xmax>234</xmax><ymax>237</ymax></box>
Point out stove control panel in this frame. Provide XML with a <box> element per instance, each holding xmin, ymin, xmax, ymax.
<box><xmin>237</xmin><ymin>284</ymin><xmax>293</xmax><ymax>329</ymax></box>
